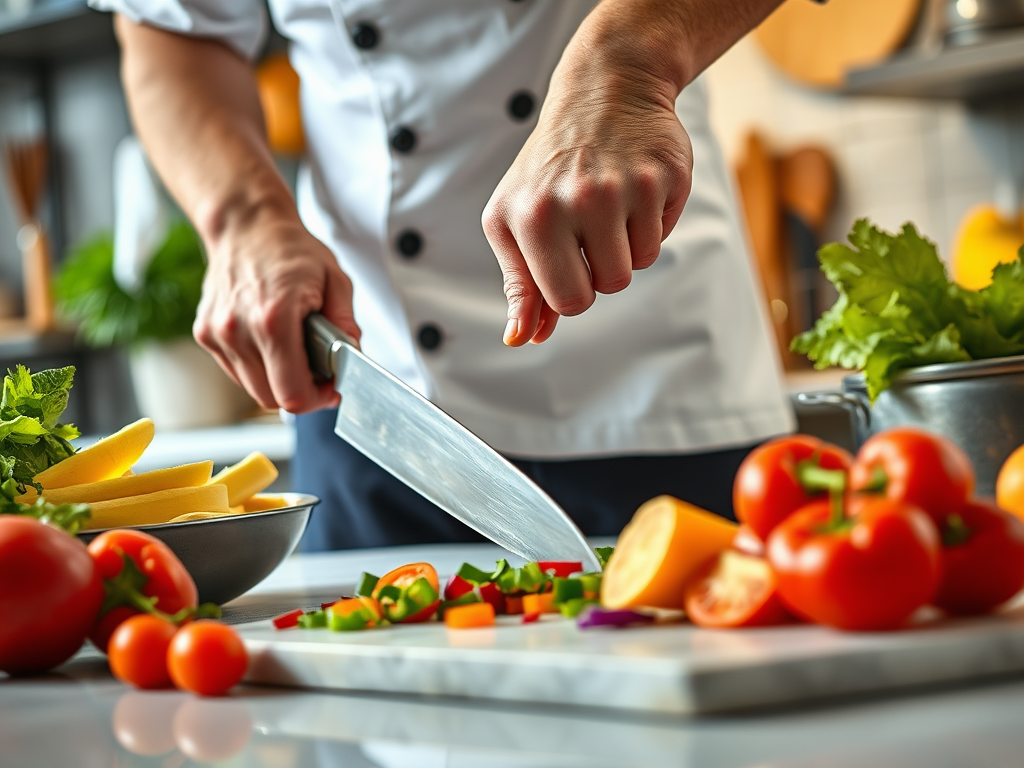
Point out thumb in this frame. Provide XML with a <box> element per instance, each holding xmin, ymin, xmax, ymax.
<box><xmin>483</xmin><ymin>217</ymin><xmax>543</xmax><ymax>347</ymax></box>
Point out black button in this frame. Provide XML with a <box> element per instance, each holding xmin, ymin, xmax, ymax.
<box><xmin>507</xmin><ymin>91</ymin><xmax>535</xmax><ymax>121</ymax></box>
<box><xmin>417</xmin><ymin>324</ymin><xmax>443</xmax><ymax>351</ymax></box>
<box><xmin>390</xmin><ymin>127</ymin><xmax>417</xmax><ymax>153</ymax></box>
<box><xmin>396</xmin><ymin>230</ymin><xmax>423</xmax><ymax>258</ymax></box>
<box><xmin>351</xmin><ymin>22</ymin><xmax>379</xmax><ymax>50</ymax></box>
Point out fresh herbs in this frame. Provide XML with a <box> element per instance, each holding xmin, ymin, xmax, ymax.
<box><xmin>0</xmin><ymin>365</ymin><xmax>79</xmax><ymax>493</ymax></box>
<box><xmin>793</xmin><ymin>219</ymin><xmax>1024</xmax><ymax>400</ymax></box>
<box><xmin>0</xmin><ymin>365</ymin><xmax>89</xmax><ymax>532</ymax></box>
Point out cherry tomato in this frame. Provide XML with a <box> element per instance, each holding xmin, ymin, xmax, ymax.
<box><xmin>0</xmin><ymin>517</ymin><xmax>104</xmax><ymax>675</ymax></box>
<box><xmin>767</xmin><ymin>496</ymin><xmax>941</xmax><ymax>631</ymax></box>
<box><xmin>373</xmin><ymin>562</ymin><xmax>441</xmax><ymax>623</ymax></box>
<box><xmin>87</xmin><ymin>529</ymin><xmax>198</xmax><ymax>652</ymax></box>
<box><xmin>167</xmin><ymin>621</ymin><xmax>248</xmax><ymax>696</ymax></box>
<box><xmin>108</xmin><ymin>614</ymin><xmax>178</xmax><ymax>689</ymax></box>
<box><xmin>734</xmin><ymin>435</ymin><xmax>853</xmax><ymax>541</ymax></box>
<box><xmin>996</xmin><ymin>444</ymin><xmax>1024</xmax><ymax>518</ymax></box>
<box><xmin>849</xmin><ymin>427</ymin><xmax>974</xmax><ymax>524</ymax></box>
<box><xmin>684</xmin><ymin>550</ymin><xmax>792</xmax><ymax>629</ymax></box>
<box><xmin>933</xmin><ymin>499</ymin><xmax>1024</xmax><ymax>616</ymax></box>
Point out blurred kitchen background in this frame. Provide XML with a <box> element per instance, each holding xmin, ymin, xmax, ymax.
<box><xmin>0</xmin><ymin>0</ymin><xmax>1022</xmax><ymax>476</ymax></box>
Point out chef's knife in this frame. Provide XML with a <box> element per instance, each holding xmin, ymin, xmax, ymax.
<box><xmin>304</xmin><ymin>313</ymin><xmax>601</xmax><ymax>571</ymax></box>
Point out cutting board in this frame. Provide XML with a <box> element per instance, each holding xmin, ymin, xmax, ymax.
<box><xmin>755</xmin><ymin>0</ymin><xmax>921</xmax><ymax>88</ymax></box>
<box><xmin>239</xmin><ymin>606</ymin><xmax>1024</xmax><ymax>715</ymax></box>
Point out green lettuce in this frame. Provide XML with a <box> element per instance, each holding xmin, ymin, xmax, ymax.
<box><xmin>792</xmin><ymin>220</ymin><xmax>1024</xmax><ymax>400</ymax></box>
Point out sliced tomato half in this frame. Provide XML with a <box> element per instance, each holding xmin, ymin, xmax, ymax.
<box><xmin>374</xmin><ymin>562</ymin><xmax>441</xmax><ymax>623</ymax></box>
<box><xmin>684</xmin><ymin>550</ymin><xmax>792</xmax><ymax>629</ymax></box>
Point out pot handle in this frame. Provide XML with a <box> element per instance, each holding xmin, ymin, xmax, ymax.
<box><xmin>795</xmin><ymin>391</ymin><xmax>872</xmax><ymax>441</ymax></box>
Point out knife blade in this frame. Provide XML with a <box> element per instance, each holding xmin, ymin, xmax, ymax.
<box><xmin>304</xmin><ymin>313</ymin><xmax>601</xmax><ymax>571</ymax></box>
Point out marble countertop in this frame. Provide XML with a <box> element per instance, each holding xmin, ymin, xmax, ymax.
<box><xmin>5</xmin><ymin>544</ymin><xmax>1024</xmax><ymax>768</ymax></box>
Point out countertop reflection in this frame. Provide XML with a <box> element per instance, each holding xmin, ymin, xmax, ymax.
<box><xmin>5</xmin><ymin>657</ymin><xmax>1024</xmax><ymax>768</ymax></box>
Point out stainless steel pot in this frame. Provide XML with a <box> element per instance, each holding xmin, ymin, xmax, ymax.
<box><xmin>943</xmin><ymin>0</ymin><xmax>1024</xmax><ymax>45</ymax></box>
<box><xmin>798</xmin><ymin>356</ymin><xmax>1024</xmax><ymax>496</ymax></box>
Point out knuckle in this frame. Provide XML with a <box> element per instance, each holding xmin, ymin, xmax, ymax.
<box><xmin>632</xmin><ymin>249</ymin><xmax>661</xmax><ymax>270</ymax></box>
<box><xmin>594</xmin><ymin>271</ymin><xmax>632</xmax><ymax>295</ymax></box>
<box><xmin>252</xmin><ymin>300</ymin><xmax>289</xmax><ymax>339</ymax></box>
<box><xmin>502</xmin><ymin>275</ymin><xmax>533</xmax><ymax>311</ymax></box>
<box><xmin>551</xmin><ymin>291</ymin><xmax>594</xmax><ymax>317</ymax></box>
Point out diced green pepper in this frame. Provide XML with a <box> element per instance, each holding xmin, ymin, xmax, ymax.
<box><xmin>456</xmin><ymin>563</ymin><xmax>494</xmax><ymax>584</ymax></box>
<box><xmin>552</xmin><ymin>577</ymin><xmax>585</xmax><ymax>604</ymax></box>
<box><xmin>559</xmin><ymin>598</ymin><xmax>599</xmax><ymax>619</ymax></box>
<box><xmin>297</xmin><ymin>609</ymin><xmax>328</xmax><ymax>629</ymax></box>
<box><xmin>595</xmin><ymin>547</ymin><xmax>614</xmax><ymax>569</ymax></box>
<box><xmin>376</xmin><ymin>584</ymin><xmax>403</xmax><ymax>603</ymax></box>
<box><xmin>355</xmin><ymin>572</ymin><xmax>380</xmax><ymax>597</ymax></box>
<box><xmin>579</xmin><ymin>573</ymin><xmax>602</xmax><ymax>594</ymax></box>
<box><xmin>327</xmin><ymin>607</ymin><xmax>372</xmax><ymax>632</ymax></box>
<box><xmin>496</xmin><ymin>561</ymin><xmax>550</xmax><ymax>595</ymax></box>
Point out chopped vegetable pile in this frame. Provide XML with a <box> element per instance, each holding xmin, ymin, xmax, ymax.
<box><xmin>792</xmin><ymin>219</ymin><xmax>1024</xmax><ymax>400</ymax></box>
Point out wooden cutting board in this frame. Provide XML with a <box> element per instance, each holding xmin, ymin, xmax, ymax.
<box><xmin>755</xmin><ymin>0</ymin><xmax>922</xmax><ymax>88</ymax></box>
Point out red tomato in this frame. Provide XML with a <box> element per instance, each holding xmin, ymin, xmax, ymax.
<box><xmin>933</xmin><ymin>499</ymin><xmax>1024</xmax><ymax>616</ymax></box>
<box><xmin>767</xmin><ymin>496</ymin><xmax>941</xmax><ymax>631</ymax></box>
<box><xmin>849</xmin><ymin>427</ymin><xmax>975</xmax><ymax>524</ymax></box>
<box><xmin>374</xmin><ymin>562</ymin><xmax>441</xmax><ymax>623</ymax></box>
<box><xmin>734</xmin><ymin>435</ymin><xmax>853</xmax><ymax>541</ymax></box>
<box><xmin>167</xmin><ymin>621</ymin><xmax>248</xmax><ymax>697</ymax></box>
<box><xmin>684</xmin><ymin>550</ymin><xmax>792</xmax><ymax>629</ymax></box>
<box><xmin>87</xmin><ymin>529</ymin><xmax>198</xmax><ymax>652</ymax></box>
<box><xmin>0</xmin><ymin>517</ymin><xmax>104</xmax><ymax>675</ymax></box>
<box><xmin>732</xmin><ymin>524</ymin><xmax>765</xmax><ymax>557</ymax></box>
<box><xmin>108</xmin><ymin>614</ymin><xmax>178</xmax><ymax>689</ymax></box>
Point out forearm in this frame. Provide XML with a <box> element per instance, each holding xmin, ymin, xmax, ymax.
<box><xmin>564</xmin><ymin>0</ymin><xmax>783</xmax><ymax>98</ymax></box>
<box><xmin>114</xmin><ymin>15</ymin><xmax>297</xmax><ymax>250</ymax></box>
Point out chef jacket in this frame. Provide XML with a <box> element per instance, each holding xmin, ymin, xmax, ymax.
<box><xmin>94</xmin><ymin>0</ymin><xmax>796</xmax><ymax>458</ymax></box>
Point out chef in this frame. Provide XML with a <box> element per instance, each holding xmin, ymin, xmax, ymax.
<box><xmin>94</xmin><ymin>0</ymin><xmax>811</xmax><ymax>550</ymax></box>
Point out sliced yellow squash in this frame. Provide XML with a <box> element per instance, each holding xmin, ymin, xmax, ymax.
<box><xmin>601</xmin><ymin>496</ymin><xmax>738</xmax><ymax>610</ymax></box>
<box><xmin>35</xmin><ymin>418</ymin><xmax>156</xmax><ymax>490</ymax></box>
<box><xmin>167</xmin><ymin>509</ymin><xmax>237</xmax><ymax>523</ymax></box>
<box><xmin>208</xmin><ymin>451</ymin><xmax>279</xmax><ymax>507</ymax></box>
<box><xmin>22</xmin><ymin>461</ymin><xmax>213</xmax><ymax>505</ymax></box>
<box><xmin>83</xmin><ymin>483</ymin><xmax>229</xmax><ymax>530</ymax></box>
<box><xmin>243</xmin><ymin>494</ymin><xmax>289</xmax><ymax>513</ymax></box>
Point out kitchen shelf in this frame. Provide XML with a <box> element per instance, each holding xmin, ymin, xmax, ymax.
<box><xmin>843</xmin><ymin>29</ymin><xmax>1024</xmax><ymax>100</ymax></box>
<box><xmin>0</xmin><ymin>0</ymin><xmax>115</xmax><ymax>62</ymax></box>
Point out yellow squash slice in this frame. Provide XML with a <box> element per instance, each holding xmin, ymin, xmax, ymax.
<box><xmin>83</xmin><ymin>483</ymin><xmax>230</xmax><ymax>530</ymax></box>
<box><xmin>22</xmin><ymin>461</ymin><xmax>213</xmax><ymax>505</ymax></box>
<box><xmin>601</xmin><ymin>495</ymin><xmax>738</xmax><ymax>610</ymax></box>
<box><xmin>242</xmin><ymin>494</ymin><xmax>289</xmax><ymax>513</ymax></box>
<box><xmin>34</xmin><ymin>418</ymin><xmax>156</xmax><ymax>490</ymax></box>
<box><xmin>208</xmin><ymin>451</ymin><xmax>279</xmax><ymax>507</ymax></box>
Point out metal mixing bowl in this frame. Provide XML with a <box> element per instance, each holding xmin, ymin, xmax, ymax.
<box><xmin>78</xmin><ymin>493</ymin><xmax>318</xmax><ymax>605</ymax></box>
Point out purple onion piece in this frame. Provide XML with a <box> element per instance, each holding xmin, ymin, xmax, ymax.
<box><xmin>577</xmin><ymin>606</ymin><xmax>656</xmax><ymax>629</ymax></box>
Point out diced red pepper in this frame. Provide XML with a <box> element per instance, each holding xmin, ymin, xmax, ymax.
<box><xmin>444</xmin><ymin>573</ymin><xmax>474</xmax><ymax>601</ymax></box>
<box><xmin>272</xmin><ymin>608</ymin><xmax>304</xmax><ymax>630</ymax></box>
<box><xmin>537</xmin><ymin>561</ymin><xmax>583</xmax><ymax>579</ymax></box>
<box><xmin>522</xmin><ymin>612</ymin><xmax>541</xmax><ymax>624</ymax></box>
<box><xmin>477</xmin><ymin>582</ymin><xmax>505</xmax><ymax>614</ymax></box>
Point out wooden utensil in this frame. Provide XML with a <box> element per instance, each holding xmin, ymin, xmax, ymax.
<box><xmin>735</xmin><ymin>131</ymin><xmax>801</xmax><ymax>370</ymax></box>
<box><xmin>3</xmin><ymin>137</ymin><xmax>55</xmax><ymax>333</ymax></box>
<box><xmin>755</xmin><ymin>0</ymin><xmax>922</xmax><ymax>88</ymax></box>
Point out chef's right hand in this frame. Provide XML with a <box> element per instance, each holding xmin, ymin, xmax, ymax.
<box><xmin>193</xmin><ymin>214</ymin><xmax>361</xmax><ymax>414</ymax></box>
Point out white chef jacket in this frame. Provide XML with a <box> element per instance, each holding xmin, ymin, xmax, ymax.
<box><xmin>94</xmin><ymin>0</ymin><xmax>795</xmax><ymax>458</ymax></box>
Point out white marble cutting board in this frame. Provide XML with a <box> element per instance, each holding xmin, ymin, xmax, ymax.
<box><xmin>238</xmin><ymin>606</ymin><xmax>1024</xmax><ymax>715</ymax></box>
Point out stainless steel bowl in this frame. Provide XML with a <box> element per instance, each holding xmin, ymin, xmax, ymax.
<box><xmin>78</xmin><ymin>493</ymin><xmax>318</xmax><ymax>605</ymax></box>
<box><xmin>799</xmin><ymin>357</ymin><xmax>1024</xmax><ymax>496</ymax></box>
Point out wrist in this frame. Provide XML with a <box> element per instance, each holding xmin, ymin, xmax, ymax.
<box><xmin>193</xmin><ymin>170</ymin><xmax>300</xmax><ymax>257</ymax></box>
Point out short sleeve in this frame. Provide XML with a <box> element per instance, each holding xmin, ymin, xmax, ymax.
<box><xmin>89</xmin><ymin>0</ymin><xmax>268</xmax><ymax>61</ymax></box>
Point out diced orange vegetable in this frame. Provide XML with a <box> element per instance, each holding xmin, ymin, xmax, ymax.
<box><xmin>522</xmin><ymin>592</ymin><xmax>557</xmax><ymax>615</ymax></box>
<box><xmin>504</xmin><ymin>596</ymin><xmax>523</xmax><ymax>615</ymax></box>
<box><xmin>328</xmin><ymin>597</ymin><xmax>382</xmax><ymax>627</ymax></box>
<box><xmin>601</xmin><ymin>495</ymin><xmax>738</xmax><ymax>609</ymax></box>
<box><xmin>444</xmin><ymin>602</ymin><xmax>495</xmax><ymax>629</ymax></box>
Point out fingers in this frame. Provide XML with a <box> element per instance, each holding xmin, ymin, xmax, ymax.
<box><xmin>483</xmin><ymin>213</ymin><xmax>545</xmax><ymax>347</ymax></box>
<box><xmin>529</xmin><ymin>301</ymin><xmax>560</xmax><ymax>344</ymax></box>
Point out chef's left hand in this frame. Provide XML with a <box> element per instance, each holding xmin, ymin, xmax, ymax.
<box><xmin>482</xmin><ymin>7</ymin><xmax>693</xmax><ymax>347</ymax></box>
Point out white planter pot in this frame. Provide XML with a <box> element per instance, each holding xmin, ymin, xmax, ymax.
<box><xmin>129</xmin><ymin>339</ymin><xmax>256</xmax><ymax>431</ymax></box>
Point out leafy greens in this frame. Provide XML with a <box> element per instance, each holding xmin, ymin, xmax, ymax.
<box><xmin>792</xmin><ymin>219</ymin><xmax>1024</xmax><ymax>400</ymax></box>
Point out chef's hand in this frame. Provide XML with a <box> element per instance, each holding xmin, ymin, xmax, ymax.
<box><xmin>483</xmin><ymin>0</ymin><xmax>782</xmax><ymax>346</ymax></box>
<box><xmin>194</xmin><ymin>214</ymin><xmax>361</xmax><ymax>414</ymax></box>
<box><xmin>114</xmin><ymin>17</ymin><xmax>360</xmax><ymax>414</ymax></box>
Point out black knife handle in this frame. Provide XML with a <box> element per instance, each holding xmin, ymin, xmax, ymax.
<box><xmin>304</xmin><ymin>313</ymin><xmax>356</xmax><ymax>383</ymax></box>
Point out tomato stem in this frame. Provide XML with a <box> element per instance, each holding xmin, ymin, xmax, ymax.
<box><xmin>796</xmin><ymin>460</ymin><xmax>849</xmax><ymax>528</ymax></box>
<box><xmin>863</xmin><ymin>465</ymin><xmax>888</xmax><ymax>493</ymax></box>
<box><xmin>942</xmin><ymin>513</ymin><xmax>973</xmax><ymax>547</ymax></box>
<box><xmin>99</xmin><ymin>553</ymin><xmax>221</xmax><ymax>626</ymax></box>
